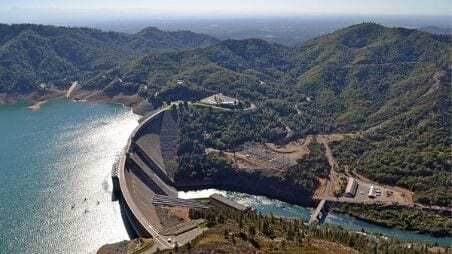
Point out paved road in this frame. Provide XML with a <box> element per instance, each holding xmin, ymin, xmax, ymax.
<box><xmin>309</xmin><ymin>199</ymin><xmax>326</xmax><ymax>224</ymax></box>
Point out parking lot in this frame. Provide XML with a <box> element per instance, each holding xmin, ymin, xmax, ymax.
<box><xmin>334</xmin><ymin>178</ymin><xmax>413</xmax><ymax>205</ymax></box>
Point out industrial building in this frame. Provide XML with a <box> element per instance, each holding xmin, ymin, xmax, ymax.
<box><xmin>368</xmin><ymin>185</ymin><xmax>376</xmax><ymax>198</ymax></box>
<box><xmin>200</xmin><ymin>93</ymin><xmax>239</xmax><ymax>107</ymax></box>
<box><xmin>344</xmin><ymin>177</ymin><xmax>358</xmax><ymax>197</ymax></box>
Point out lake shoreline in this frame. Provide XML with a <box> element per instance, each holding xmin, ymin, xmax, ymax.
<box><xmin>27</xmin><ymin>99</ymin><xmax>49</xmax><ymax>111</ymax></box>
<box><xmin>1</xmin><ymin>89</ymin><xmax>153</xmax><ymax>115</ymax></box>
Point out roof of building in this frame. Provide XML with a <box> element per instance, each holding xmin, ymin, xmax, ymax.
<box><xmin>200</xmin><ymin>93</ymin><xmax>239</xmax><ymax>106</ymax></box>
<box><xmin>368</xmin><ymin>186</ymin><xmax>376</xmax><ymax>197</ymax></box>
<box><xmin>345</xmin><ymin>177</ymin><xmax>358</xmax><ymax>194</ymax></box>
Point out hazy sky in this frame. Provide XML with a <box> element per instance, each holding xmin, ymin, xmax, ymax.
<box><xmin>1</xmin><ymin>0</ymin><xmax>451</xmax><ymax>23</ymax></box>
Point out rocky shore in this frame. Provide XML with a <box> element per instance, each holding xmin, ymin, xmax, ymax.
<box><xmin>0</xmin><ymin>90</ymin><xmax>65</xmax><ymax>107</ymax></box>
<box><xmin>0</xmin><ymin>88</ymin><xmax>153</xmax><ymax>115</ymax></box>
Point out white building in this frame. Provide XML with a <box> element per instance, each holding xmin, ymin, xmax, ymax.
<box><xmin>344</xmin><ymin>177</ymin><xmax>358</xmax><ymax>197</ymax></box>
<box><xmin>368</xmin><ymin>185</ymin><xmax>376</xmax><ymax>198</ymax></box>
<box><xmin>200</xmin><ymin>93</ymin><xmax>239</xmax><ymax>106</ymax></box>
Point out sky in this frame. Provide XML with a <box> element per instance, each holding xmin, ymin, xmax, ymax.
<box><xmin>0</xmin><ymin>0</ymin><xmax>451</xmax><ymax>24</ymax></box>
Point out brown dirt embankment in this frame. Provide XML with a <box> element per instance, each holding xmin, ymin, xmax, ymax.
<box><xmin>209</xmin><ymin>136</ymin><xmax>314</xmax><ymax>173</ymax></box>
<box><xmin>0</xmin><ymin>90</ymin><xmax>65</xmax><ymax>108</ymax></box>
<box><xmin>1</xmin><ymin>86</ymin><xmax>155</xmax><ymax>115</ymax></box>
<box><xmin>27</xmin><ymin>100</ymin><xmax>48</xmax><ymax>111</ymax></box>
<box><xmin>68</xmin><ymin>88</ymin><xmax>154</xmax><ymax>115</ymax></box>
<box><xmin>97</xmin><ymin>238</ymin><xmax>154</xmax><ymax>254</ymax></box>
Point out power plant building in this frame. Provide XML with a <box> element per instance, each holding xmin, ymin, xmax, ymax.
<box><xmin>345</xmin><ymin>177</ymin><xmax>358</xmax><ymax>197</ymax></box>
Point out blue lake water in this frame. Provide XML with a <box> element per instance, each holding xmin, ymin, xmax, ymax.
<box><xmin>179</xmin><ymin>189</ymin><xmax>452</xmax><ymax>246</ymax></box>
<box><xmin>0</xmin><ymin>99</ymin><xmax>139</xmax><ymax>253</ymax></box>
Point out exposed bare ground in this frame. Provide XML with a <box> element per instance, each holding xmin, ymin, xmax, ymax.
<box><xmin>97</xmin><ymin>238</ymin><xmax>154</xmax><ymax>254</ymax></box>
<box><xmin>210</xmin><ymin>132</ymin><xmax>415</xmax><ymax>206</ymax></box>
<box><xmin>66</xmin><ymin>81</ymin><xmax>78</xmax><ymax>98</ymax></box>
<box><xmin>70</xmin><ymin>89</ymin><xmax>144</xmax><ymax>108</ymax></box>
<box><xmin>421</xmin><ymin>70</ymin><xmax>446</xmax><ymax>98</ymax></box>
<box><xmin>222</xmin><ymin>151</ymin><xmax>280</xmax><ymax>171</ymax></box>
<box><xmin>310</xmin><ymin>239</ymin><xmax>360</xmax><ymax>254</ymax></box>
<box><xmin>313</xmin><ymin>178</ymin><xmax>328</xmax><ymax>200</ymax></box>
<box><xmin>0</xmin><ymin>90</ymin><xmax>65</xmax><ymax>107</ymax></box>
<box><xmin>315</xmin><ymin>134</ymin><xmax>415</xmax><ymax>205</ymax></box>
<box><xmin>350</xmin><ymin>170</ymin><xmax>414</xmax><ymax>205</ymax></box>
<box><xmin>211</xmin><ymin>133</ymin><xmax>352</xmax><ymax>175</ymax></box>
<box><xmin>265</xmin><ymin>135</ymin><xmax>313</xmax><ymax>161</ymax></box>
<box><xmin>27</xmin><ymin>100</ymin><xmax>48</xmax><ymax>111</ymax></box>
<box><xmin>208</xmin><ymin>136</ymin><xmax>315</xmax><ymax>172</ymax></box>
<box><xmin>315</xmin><ymin>134</ymin><xmax>344</xmax><ymax>199</ymax></box>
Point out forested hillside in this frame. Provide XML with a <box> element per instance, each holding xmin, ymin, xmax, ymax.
<box><xmin>0</xmin><ymin>24</ymin><xmax>218</xmax><ymax>93</ymax></box>
<box><xmin>99</xmin><ymin>23</ymin><xmax>449</xmax><ymax>208</ymax></box>
<box><xmin>179</xmin><ymin>206</ymin><xmax>446</xmax><ymax>254</ymax></box>
<box><xmin>91</xmin><ymin>23</ymin><xmax>450</xmax><ymax>135</ymax></box>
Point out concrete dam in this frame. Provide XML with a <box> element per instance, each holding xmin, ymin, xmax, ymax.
<box><xmin>113</xmin><ymin>107</ymin><xmax>206</xmax><ymax>250</ymax></box>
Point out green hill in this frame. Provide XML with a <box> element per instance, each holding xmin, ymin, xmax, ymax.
<box><xmin>98</xmin><ymin>23</ymin><xmax>451</xmax><ymax>207</ymax></box>
<box><xmin>0</xmin><ymin>23</ymin><xmax>218</xmax><ymax>94</ymax></box>
<box><xmin>92</xmin><ymin>23</ymin><xmax>450</xmax><ymax>134</ymax></box>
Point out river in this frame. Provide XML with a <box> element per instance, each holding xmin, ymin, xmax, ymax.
<box><xmin>179</xmin><ymin>189</ymin><xmax>452</xmax><ymax>246</ymax></box>
<box><xmin>0</xmin><ymin>99</ymin><xmax>139</xmax><ymax>253</ymax></box>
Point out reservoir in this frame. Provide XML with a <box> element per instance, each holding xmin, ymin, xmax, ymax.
<box><xmin>0</xmin><ymin>99</ymin><xmax>139</xmax><ymax>253</ymax></box>
<box><xmin>179</xmin><ymin>189</ymin><xmax>452</xmax><ymax>246</ymax></box>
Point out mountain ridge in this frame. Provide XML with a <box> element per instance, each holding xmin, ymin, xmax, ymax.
<box><xmin>0</xmin><ymin>23</ymin><xmax>219</xmax><ymax>94</ymax></box>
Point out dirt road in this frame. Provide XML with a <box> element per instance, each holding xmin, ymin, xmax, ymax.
<box><xmin>66</xmin><ymin>81</ymin><xmax>78</xmax><ymax>98</ymax></box>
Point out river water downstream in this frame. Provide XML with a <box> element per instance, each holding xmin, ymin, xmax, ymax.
<box><xmin>0</xmin><ymin>100</ymin><xmax>138</xmax><ymax>253</ymax></box>
<box><xmin>179</xmin><ymin>189</ymin><xmax>452</xmax><ymax>246</ymax></box>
